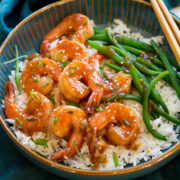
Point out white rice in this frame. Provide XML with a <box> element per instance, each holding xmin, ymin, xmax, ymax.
<box><xmin>3</xmin><ymin>19</ymin><xmax>180</xmax><ymax>170</ymax></box>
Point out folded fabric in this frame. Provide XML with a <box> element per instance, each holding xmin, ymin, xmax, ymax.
<box><xmin>0</xmin><ymin>0</ymin><xmax>179</xmax><ymax>180</ymax></box>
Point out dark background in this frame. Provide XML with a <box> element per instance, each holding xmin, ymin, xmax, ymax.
<box><xmin>0</xmin><ymin>0</ymin><xmax>179</xmax><ymax>179</ymax></box>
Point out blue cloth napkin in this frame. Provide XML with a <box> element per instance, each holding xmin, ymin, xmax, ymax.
<box><xmin>0</xmin><ymin>0</ymin><xmax>179</xmax><ymax>179</ymax></box>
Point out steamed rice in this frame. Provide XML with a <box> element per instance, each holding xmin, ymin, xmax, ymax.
<box><xmin>3</xmin><ymin>19</ymin><xmax>180</xmax><ymax>170</ymax></box>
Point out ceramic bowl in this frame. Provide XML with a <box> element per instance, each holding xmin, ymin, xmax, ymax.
<box><xmin>0</xmin><ymin>0</ymin><xmax>179</xmax><ymax>179</ymax></box>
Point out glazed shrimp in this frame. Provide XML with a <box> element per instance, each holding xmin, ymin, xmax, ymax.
<box><xmin>50</xmin><ymin>39</ymin><xmax>88</xmax><ymax>63</ymax></box>
<box><xmin>89</xmin><ymin>52</ymin><xmax>105</xmax><ymax>73</ymax></box>
<box><xmin>49</xmin><ymin>105</ymin><xmax>87</xmax><ymax>162</ymax></box>
<box><xmin>4</xmin><ymin>82</ymin><xmax>53</xmax><ymax>135</ymax></box>
<box><xmin>40</xmin><ymin>13</ymin><xmax>94</xmax><ymax>55</ymax></box>
<box><xmin>58</xmin><ymin>61</ymin><xmax>103</xmax><ymax>113</ymax></box>
<box><xmin>103</xmin><ymin>71</ymin><xmax>132</xmax><ymax>99</ymax></box>
<box><xmin>88</xmin><ymin>102</ymin><xmax>139</xmax><ymax>153</ymax></box>
<box><xmin>21</xmin><ymin>59</ymin><xmax>62</xmax><ymax>95</ymax></box>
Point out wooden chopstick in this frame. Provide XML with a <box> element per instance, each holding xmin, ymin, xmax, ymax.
<box><xmin>150</xmin><ymin>0</ymin><xmax>180</xmax><ymax>65</ymax></box>
<box><xmin>157</xmin><ymin>0</ymin><xmax>180</xmax><ymax>45</ymax></box>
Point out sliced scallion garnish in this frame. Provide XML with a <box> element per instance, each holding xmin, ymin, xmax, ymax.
<box><xmin>2</xmin><ymin>55</ymin><xmax>27</xmax><ymax>65</ymax></box>
<box><xmin>34</xmin><ymin>138</ymin><xmax>48</xmax><ymax>148</ymax></box>
<box><xmin>96</xmin><ymin>106</ymin><xmax>103</xmax><ymax>112</ymax></box>
<box><xmin>49</xmin><ymin>94</ymin><xmax>55</xmax><ymax>105</ymax></box>
<box><xmin>31</xmin><ymin>74</ymin><xmax>38</xmax><ymax>82</ymax></box>
<box><xmin>112</xmin><ymin>152</ymin><xmax>119</xmax><ymax>168</ymax></box>
<box><xmin>30</xmin><ymin>91</ymin><xmax>41</xmax><ymax>104</ymax></box>
<box><xmin>14</xmin><ymin>45</ymin><xmax>20</xmax><ymax>93</ymax></box>
<box><xmin>54</xmin><ymin>117</ymin><xmax>58</xmax><ymax>125</ymax></box>
<box><xmin>68</xmin><ymin>111</ymin><xmax>74</xmax><ymax>114</ymax></box>
<box><xmin>99</xmin><ymin>64</ymin><xmax>105</xmax><ymax>79</ymax></box>
<box><xmin>96</xmin><ymin>83</ymin><xmax>103</xmax><ymax>87</ymax></box>
<box><xmin>15</xmin><ymin>117</ymin><xmax>23</xmax><ymax>129</ymax></box>
<box><xmin>30</xmin><ymin>61</ymin><xmax>41</xmax><ymax>71</ymax></box>
<box><xmin>83</xmin><ymin>20</ymin><xmax>88</xmax><ymax>26</ymax></box>
<box><xmin>73</xmin><ymin>141</ymin><xmax>93</xmax><ymax>166</ymax></box>
<box><xmin>54</xmin><ymin>50</ymin><xmax>65</xmax><ymax>61</ymax></box>
<box><xmin>26</xmin><ymin>117</ymin><xmax>36</xmax><ymax>121</ymax></box>
<box><xmin>122</xmin><ymin>120</ymin><xmax>130</xmax><ymax>126</ymax></box>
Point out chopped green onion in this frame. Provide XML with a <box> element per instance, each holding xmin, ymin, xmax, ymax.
<box><xmin>122</xmin><ymin>120</ymin><xmax>130</xmax><ymax>126</ymax></box>
<box><xmin>83</xmin><ymin>20</ymin><xmax>88</xmax><ymax>26</ymax></box>
<box><xmin>73</xmin><ymin>141</ymin><xmax>93</xmax><ymax>166</ymax></box>
<box><xmin>68</xmin><ymin>68</ymin><xmax>77</xmax><ymax>76</ymax></box>
<box><xmin>2</xmin><ymin>55</ymin><xmax>27</xmax><ymax>65</ymax></box>
<box><xmin>31</xmin><ymin>74</ymin><xmax>38</xmax><ymax>82</ymax></box>
<box><xmin>87</xmin><ymin>114</ymin><xmax>92</xmax><ymax>118</ymax></box>
<box><xmin>112</xmin><ymin>152</ymin><xmax>119</xmax><ymax>167</ymax></box>
<box><xmin>34</xmin><ymin>138</ymin><xmax>48</xmax><ymax>148</ymax></box>
<box><xmin>79</xmin><ymin>126</ymin><xmax>83</xmax><ymax>132</ymax></box>
<box><xmin>30</xmin><ymin>91</ymin><xmax>41</xmax><ymax>104</ymax></box>
<box><xmin>68</xmin><ymin>111</ymin><xmax>74</xmax><ymax>114</ymax></box>
<box><xmin>81</xmin><ymin>123</ymin><xmax>87</xmax><ymax>127</ymax></box>
<box><xmin>91</xmin><ymin>67</ymin><xmax>95</xmax><ymax>72</ymax></box>
<box><xmin>67</xmin><ymin>102</ymin><xmax>79</xmax><ymax>107</ymax></box>
<box><xmin>26</xmin><ymin>117</ymin><xmax>36</xmax><ymax>121</ymax></box>
<box><xmin>59</xmin><ymin>60</ymin><xmax>70</xmax><ymax>68</ymax></box>
<box><xmin>72</xmin><ymin>65</ymin><xmax>78</xmax><ymax>69</ymax></box>
<box><xmin>103</xmin><ymin>97</ymin><xmax>108</xmax><ymax>106</ymax></box>
<box><xmin>158</xmin><ymin>123</ymin><xmax>161</xmax><ymax>128</ymax></box>
<box><xmin>54</xmin><ymin>50</ymin><xmax>65</xmax><ymax>61</ymax></box>
<box><xmin>43</xmin><ymin>83</ymin><xmax>49</xmax><ymax>87</ymax></box>
<box><xmin>96</xmin><ymin>83</ymin><xmax>103</xmax><ymax>86</ymax></box>
<box><xmin>30</xmin><ymin>61</ymin><xmax>42</xmax><ymax>71</ymax></box>
<box><xmin>112</xmin><ymin>86</ymin><xmax>119</xmax><ymax>92</ymax></box>
<box><xmin>49</xmin><ymin>94</ymin><xmax>55</xmax><ymax>105</ymax></box>
<box><xmin>15</xmin><ymin>117</ymin><xmax>23</xmax><ymax>129</ymax></box>
<box><xmin>15</xmin><ymin>45</ymin><xmax>20</xmax><ymax>93</ymax></box>
<box><xmin>96</xmin><ymin>106</ymin><xmax>103</xmax><ymax>112</ymax></box>
<box><xmin>99</xmin><ymin>64</ymin><xmax>105</xmax><ymax>79</ymax></box>
<box><xmin>83</xmin><ymin>31</ymin><xmax>88</xmax><ymax>41</ymax></box>
<box><xmin>43</xmin><ymin>63</ymin><xmax>46</xmax><ymax>67</ymax></box>
<box><xmin>54</xmin><ymin>117</ymin><xmax>58</xmax><ymax>125</ymax></box>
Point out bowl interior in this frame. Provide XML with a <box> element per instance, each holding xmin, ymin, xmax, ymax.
<box><xmin>0</xmin><ymin>0</ymin><xmax>178</xmax><ymax>173</ymax></box>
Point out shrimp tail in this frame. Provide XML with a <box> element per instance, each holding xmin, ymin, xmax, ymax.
<box><xmin>4</xmin><ymin>81</ymin><xmax>15</xmax><ymax>102</ymax></box>
<box><xmin>85</xmin><ymin>91</ymin><xmax>103</xmax><ymax>114</ymax></box>
<box><xmin>49</xmin><ymin>148</ymin><xmax>71</xmax><ymax>162</ymax></box>
<box><xmin>40</xmin><ymin>40</ymin><xmax>50</xmax><ymax>55</ymax></box>
<box><xmin>4</xmin><ymin>82</ymin><xmax>23</xmax><ymax>119</ymax></box>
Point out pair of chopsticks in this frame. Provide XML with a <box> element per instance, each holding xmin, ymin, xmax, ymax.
<box><xmin>150</xmin><ymin>0</ymin><xmax>180</xmax><ymax>65</ymax></box>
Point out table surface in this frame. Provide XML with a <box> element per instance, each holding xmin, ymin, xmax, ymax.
<box><xmin>0</xmin><ymin>0</ymin><xmax>179</xmax><ymax>179</ymax></box>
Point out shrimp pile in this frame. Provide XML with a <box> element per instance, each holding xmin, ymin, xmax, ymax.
<box><xmin>4</xmin><ymin>13</ymin><xmax>139</xmax><ymax>167</ymax></box>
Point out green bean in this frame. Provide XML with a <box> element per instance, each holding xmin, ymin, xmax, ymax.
<box><xmin>15</xmin><ymin>45</ymin><xmax>20</xmax><ymax>93</ymax></box>
<box><xmin>130</xmin><ymin>64</ymin><xmax>144</xmax><ymax>94</ymax></box>
<box><xmin>88</xmin><ymin>40</ymin><xmax>124</xmax><ymax>65</ymax></box>
<box><xmin>107</xmin><ymin>93</ymin><xmax>142</xmax><ymax>103</ymax></box>
<box><xmin>91</xmin><ymin>30</ymin><xmax>180</xmax><ymax>69</ymax></box>
<box><xmin>90</xmin><ymin>34</ymin><xmax>109</xmax><ymax>41</ymax></box>
<box><xmin>121</xmin><ymin>45</ymin><xmax>142</xmax><ymax>56</ymax></box>
<box><xmin>166</xmin><ymin>53</ymin><xmax>180</xmax><ymax>70</ymax></box>
<box><xmin>104</xmin><ymin>62</ymin><xmax>125</xmax><ymax>72</ymax></box>
<box><xmin>131</xmin><ymin>66</ymin><xmax>161</xmax><ymax>119</ymax></box>
<box><xmin>151</xmin><ymin>40</ymin><xmax>180</xmax><ymax>99</ymax></box>
<box><xmin>134</xmin><ymin>62</ymin><xmax>161</xmax><ymax>76</ymax></box>
<box><xmin>105</xmin><ymin>28</ymin><xmax>125</xmax><ymax>51</ymax></box>
<box><xmin>151</xmin><ymin>101</ymin><xmax>180</xmax><ymax>125</ymax></box>
<box><xmin>151</xmin><ymin>111</ymin><xmax>160</xmax><ymax>120</ymax></box>
<box><xmin>94</xmin><ymin>26</ymin><xmax>106</xmax><ymax>34</ymax></box>
<box><xmin>136</xmin><ymin>69</ymin><xmax>169</xmax><ymax>114</ymax></box>
<box><xmin>121</xmin><ymin>45</ymin><xmax>164</xmax><ymax>67</ymax></box>
<box><xmin>143</xmin><ymin>71</ymin><xmax>169</xmax><ymax>140</ymax></box>
<box><xmin>108</xmin><ymin>93</ymin><xmax>180</xmax><ymax>124</ymax></box>
<box><xmin>109</xmin><ymin>45</ymin><xmax>163</xmax><ymax>72</ymax></box>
